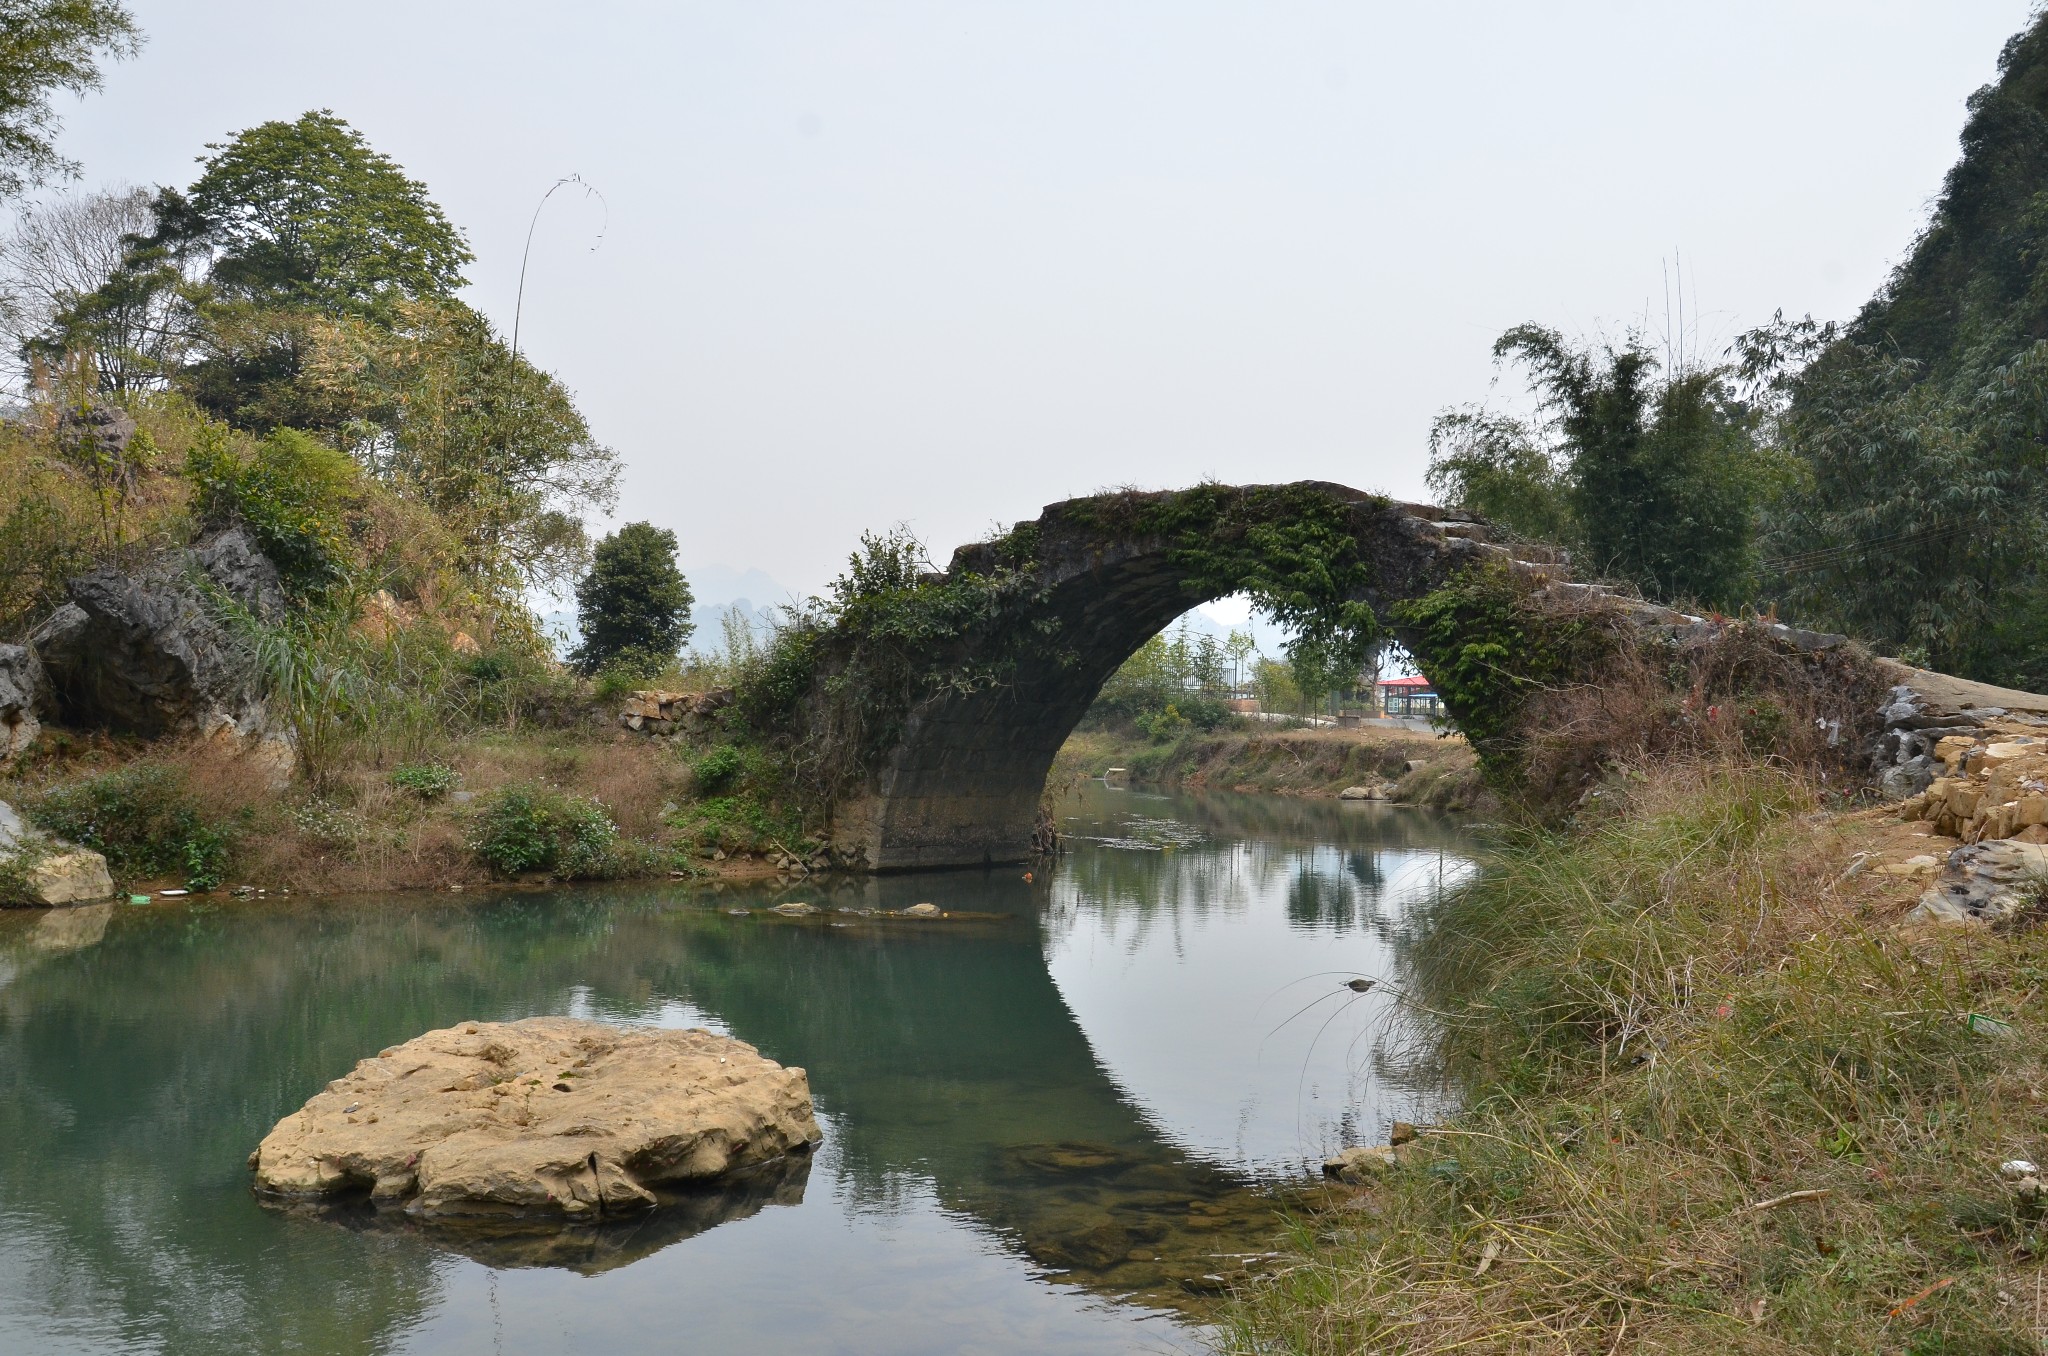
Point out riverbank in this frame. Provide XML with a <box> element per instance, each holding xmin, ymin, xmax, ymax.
<box><xmin>1054</xmin><ymin>722</ymin><xmax>1488</xmax><ymax>810</ymax></box>
<box><xmin>1220</xmin><ymin>759</ymin><xmax>2048</xmax><ymax>1352</ymax></box>
<box><xmin>0</xmin><ymin>722</ymin><xmax>820</xmax><ymax>899</ymax></box>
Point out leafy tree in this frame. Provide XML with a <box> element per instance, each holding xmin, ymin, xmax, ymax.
<box><xmin>30</xmin><ymin>112</ymin><xmax>474</xmax><ymax>422</ymax></box>
<box><xmin>1424</xmin><ymin>409</ymin><xmax>1572</xmax><ymax>545</ymax></box>
<box><xmin>0</xmin><ymin>1</ymin><xmax>141</xmax><ymax>200</ymax></box>
<box><xmin>4</xmin><ymin>186</ymin><xmax>192</xmax><ymax>391</ymax></box>
<box><xmin>1426</xmin><ymin>325</ymin><xmax>1765</xmax><ymax>609</ymax></box>
<box><xmin>307</xmin><ymin>298</ymin><xmax>621</xmax><ymax>594</ymax></box>
<box><xmin>180</xmin><ymin>111</ymin><xmax>470</xmax><ymax>318</ymax></box>
<box><xmin>570</xmin><ymin>521</ymin><xmax>694</xmax><ymax>678</ymax></box>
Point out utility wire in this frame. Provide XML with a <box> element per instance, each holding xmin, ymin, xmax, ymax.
<box><xmin>1756</xmin><ymin>521</ymin><xmax>1972</xmax><ymax>575</ymax></box>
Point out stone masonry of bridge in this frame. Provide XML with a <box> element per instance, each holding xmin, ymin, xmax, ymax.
<box><xmin>814</xmin><ymin>480</ymin><xmax>2040</xmax><ymax>871</ymax></box>
<box><xmin>823</xmin><ymin>482</ymin><xmax>1556</xmax><ymax>869</ymax></box>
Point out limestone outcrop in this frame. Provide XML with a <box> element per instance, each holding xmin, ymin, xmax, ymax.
<box><xmin>33</xmin><ymin>524</ymin><xmax>284</xmax><ymax>736</ymax></box>
<box><xmin>250</xmin><ymin>1017</ymin><xmax>822</xmax><ymax>1221</ymax></box>
<box><xmin>0</xmin><ymin>645</ymin><xmax>40</xmax><ymax>762</ymax></box>
<box><xmin>0</xmin><ymin>799</ymin><xmax>115</xmax><ymax>907</ymax></box>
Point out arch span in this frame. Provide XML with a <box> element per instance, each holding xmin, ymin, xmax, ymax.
<box><xmin>816</xmin><ymin>482</ymin><xmax>1567</xmax><ymax>869</ymax></box>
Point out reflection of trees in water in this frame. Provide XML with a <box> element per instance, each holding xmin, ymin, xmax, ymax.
<box><xmin>1050</xmin><ymin>785</ymin><xmax>1477</xmax><ymax>953</ymax></box>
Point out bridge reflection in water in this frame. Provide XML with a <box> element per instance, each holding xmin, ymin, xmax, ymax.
<box><xmin>0</xmin><ymin>786</ymin><xmax>1477</xmax><ymax>1356</ymax></box>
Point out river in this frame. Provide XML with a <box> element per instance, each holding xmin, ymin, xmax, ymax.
<box><xmin>0</xmin><ymin>782</ymin><xmax>1478</xmax><ymax>1355</ymax></box>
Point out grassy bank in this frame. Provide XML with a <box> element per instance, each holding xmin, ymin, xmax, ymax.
<box><xmin>0</xmin><ymin>722</ymin><xmax>815</xmax><ymax>898</ymax></box>
<box><xmin>1056</xmin><ymin>723</ymin><xmax>1487</xmax><ymax>810</ymax></box>
<box><xmin>1221</xmin><ymin>763</ymin><xmax>2048</xmax><ymax>1353</ymax></box>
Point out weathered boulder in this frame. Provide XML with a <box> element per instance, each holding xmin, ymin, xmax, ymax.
<box><xmin>56</xmin><ymin>403</ymin><xmax>139</xmax><ymax>472</ymax></box>
<box><xmin>250</xmin><ymin>1017</ymin><xmax>821</xmax><ymax>1221</ymax></box>
<box><xmin>0</xmin><ymin>799</ymin><xmax>115</xmax><ymax>906</ymax></box>
<box><xmin>33</xmin><ymin>525</ymin><xmax>284</xmax><ymax>736</ymax></box>
<box><xmin>0</xmin><ymin>644</ymin><xmax>41</xmax><ymax>761</ymax></box>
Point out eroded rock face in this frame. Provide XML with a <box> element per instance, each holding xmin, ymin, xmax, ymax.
<box><xmin>33</xmin><ymin>525</ymin><xmax>284</xmax><ymax>736</ymax></box>
<box><xmin>0</xmin><ymin>644</ymin><xmax>40</xmax><ymax>761</ymax></box>
<box><xmin>251</xmin><ymin>1017</ymin><xmax>822</xmax><ymax>1222</ymax></box>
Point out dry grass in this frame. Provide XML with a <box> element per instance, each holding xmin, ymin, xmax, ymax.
<box><xmin>1221</xmin><ymin>760</ymin><xmax>2048</xmax><ymax>1354</ymax></box>
<box><xmin>4</xmin><ymin>727</ymin><xmax>699</xmax><ymax>894</ymax></box>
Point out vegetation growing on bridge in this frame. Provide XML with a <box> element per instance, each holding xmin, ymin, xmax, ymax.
<box><xmin>731</xmin><ymin>483</ymin><xmax>1395</xmax><ymax>807</ymax></box>
<box><xmin>1395</xmin><ymin>562</ymin><xmax>1891</xmax><ymax>804</ymax></box>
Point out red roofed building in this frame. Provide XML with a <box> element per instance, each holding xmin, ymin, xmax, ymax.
<box><xmin>1377</xmin><ymin>674</ymin><xmax>1440</xmax><ymax>718</ymax></box>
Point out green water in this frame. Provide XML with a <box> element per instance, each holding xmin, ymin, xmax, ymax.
<box><xmin>0</xmin><ymin>783</ymin><xmax>1477</xmax><ymax>1355</ymax></box>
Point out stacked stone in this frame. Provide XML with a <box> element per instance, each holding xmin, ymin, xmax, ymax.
<box><xmin>1892</xmin><ymin>703</ymin><xmax>2048</xmax><ymax>844</ymax></box>
<box><xmin>617</xmin><ymin>688</ymin><xmax>732</xmax><ymax>738</ymax></box>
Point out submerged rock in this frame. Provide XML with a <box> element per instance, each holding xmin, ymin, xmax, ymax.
<box><xmin>250</xmin><ymin>1017</ymin><xmax>821</xmax><ymax>1222</ymax></box>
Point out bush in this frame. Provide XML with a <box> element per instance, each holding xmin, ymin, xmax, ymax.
<box><xmin>389</xmin><ymin>762</ymin><xmax>459</xmax><ymax>800</ymax></box>
<box><xmin>466</xmin><ymin>784</ymin><xmax>619</xmax><ymax>878</ymax></box>
<box><xmin>692</xmin><ymin>745</ymin><xmax>746</xmax><ymax>794</ymax></box>
<box><xmin>28</xmin><ymin>764</ymin><xmax>236</xmax><ymax>889</ymax></box>
<box><xmin>1139</xmin><ymin>703</ymin><xmax>1192</xmax><ymax>741</ymax></box>
<box><xmin>185</xmin><ymin>425</ymin><xmax>360</xmax><ymax>597</ymax></box>
<box><xmin>665</xmin><ymin>793</ymin><xmax>799</xmax><ymax>856</ymax></box>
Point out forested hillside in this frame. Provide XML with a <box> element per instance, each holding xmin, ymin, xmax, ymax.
<box><xmin>1756</xmin><ymin>14</ymin><xmax>2048</xmax><ymax>685</ymax></box>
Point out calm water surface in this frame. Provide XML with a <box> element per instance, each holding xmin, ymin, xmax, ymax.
<box><xmin>0</xmin><ymin>783</ymin><xmax>1477</xmax><ymax>1355</ymax></box>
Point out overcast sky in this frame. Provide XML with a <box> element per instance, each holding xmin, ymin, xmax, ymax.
<box><xmin>33</xmin><ymin>1</ymin><xmax>2040</xmax><ymax>604</ymax></box>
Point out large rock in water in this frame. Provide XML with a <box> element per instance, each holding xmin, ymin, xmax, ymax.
<box><xmin>33</xmin><ymin>525</ymin><xmax>285</xmax><ymax>736</ymax></box>
<box><xmin>250</xmin><ymin>1017</ymin><xmax>822</xmax><ymax>1221</ymax></box>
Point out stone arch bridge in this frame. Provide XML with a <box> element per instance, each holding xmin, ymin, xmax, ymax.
<box><xmin>801</xmin><ymin>479</ymin><xmax>2022</xmax><ymax>871</ymax></box>
<box><xmin>818</xmin><ymin>481</ymin><xmax>1586</xmax><ymax>869</ymax></box>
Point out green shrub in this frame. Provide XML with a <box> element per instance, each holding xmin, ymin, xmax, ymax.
<box><xmin>692</xmin><ymin>745</ymin><xmax>746</xmax><ymax>794</ymax></box>
<box><xmin>389</xmin><ymin>762</ymin><xmax>459</xmax><ymax>800</ymax></box>
<box><xmin>665</xmin><ymin>793</ymin><xmax>799</xmax><ymax>855</ymax></box>
<box><xmin>466</xmin><ymin>784</ymin><xmax>619</xmax><ymax>878</ymax></box>
<box><xmin>1139</xmin><ymin>702</ymin><xmax>1192</xmax><ymax>741</ymax></box>
<box><xmin>28</xmin><ymin>764</ymin><xmax>237</xmax><ymax>889</ymax></box>
<box><xmin>185</xmin><ymin>425</ymin><xmax>360</xmax><ymax>597</ymax></box>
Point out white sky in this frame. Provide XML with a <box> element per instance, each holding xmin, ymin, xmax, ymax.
<box><xmin>32</xmin><ymin>1</ymin><xmax>2039</xmax><ymax>603</ymax></box>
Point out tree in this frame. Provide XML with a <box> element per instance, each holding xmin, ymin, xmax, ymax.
<box><xmin>35</xmin><ymin>112</ymin><xmax>475</xmax><ymax>423</ymax></box>
<box><xmin>1424</xmin><ymin>409</ymin><xmax>1572</xmax><ymax>545</ymax></box>
<box><xmin>1740</xmin><ymin>13</ymin><xmax>2048</xmax><ymax>685</ymax></box>
<box><xmin>0</xmin><ymin>1</ymin><xmax>141</xmax><ymax>201</ymax></box>
<box><xmin>306</xmin><ymin>297</ymin><xmax>620</xmax><ymax>594</ymax></box>
<box><xmin>570</xmin><ymin>522</ymin><xmax>694</xmax><ymax>678</ymax></box>
<box><xmin>2</xmin><ymin>186</ymin><xmax>191</xmax><ymax>391</ymax></box>
<box><xmin>1425</xmin><ymin>324</ymin><xmax>1765</xmax><ymax>609</ymax></box>
<box><xmin>181</xmin><ymin>111</ymin><xmax>470</xmax><ymax>319</ymax></box>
